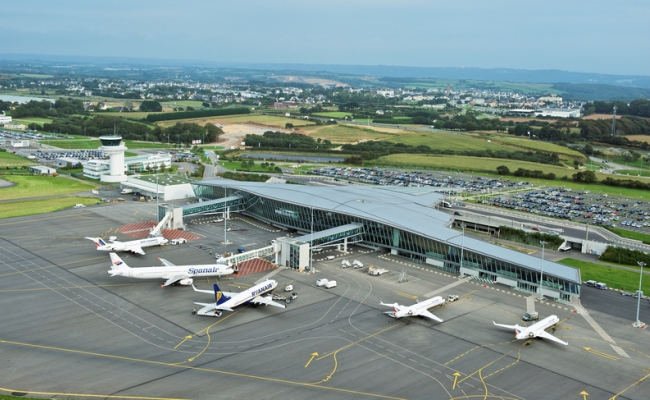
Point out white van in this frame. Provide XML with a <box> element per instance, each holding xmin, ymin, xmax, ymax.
<box><xmin>316</xmin><ymin>279</ymin><xmax>329</xmax><ymax>287</ymax></box>
<box><xmin>326</xmin><ymin>255</ymin><xmax>335</xmax><ymax>260</ymax></box>
<box><xmin>324</xmin><ymin>280</ymin><xmax>337</xmax><ymax>289</ymax></box>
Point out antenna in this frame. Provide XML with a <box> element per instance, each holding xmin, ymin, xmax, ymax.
<box><xmin>611</xmin><ymin>106</ymin><xmax>617</xmax><ymax>135</ymax></box>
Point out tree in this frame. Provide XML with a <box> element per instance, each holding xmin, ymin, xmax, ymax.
<box><xmin>139</xmin><ymin>101</ymin><xmax>162</xmax><ymax>112</ymax></box>
<box><xmin>583</xmin><ymin>144</ymin><xmax>594</xmax><ymax>155</ymax></box>
<box><xmin>202</xmin><ymin>102</ymin><xmax>211</xmax><ymax>108</ymax></box>
<box><xmin>285</xmin><ymin>123</ymin><xmax>294</xmax><ymax>129</ymax></box>
<box><xmin>496</xmin><ymin>165</ymin><xmax>510</xmax><ymax>175</ymax></box>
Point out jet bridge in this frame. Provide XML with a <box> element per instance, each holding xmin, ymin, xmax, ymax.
<box><xmin>220</xmin><ymin>245</ymin><xmax>276</xmax><ymax>267</ymax></box>
<box><xmin>276</xmin><ymin>223</ymin><xmax>365</xmax><ymax>271</ymax></box>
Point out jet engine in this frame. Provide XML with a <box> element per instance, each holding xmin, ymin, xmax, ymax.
<box><xmin>179</xmin><ymin>278</ymin><xmax>194</xmax><ymax>286</ymax></box>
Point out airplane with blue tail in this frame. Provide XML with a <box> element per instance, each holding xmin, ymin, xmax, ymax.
<box><xmin>192</xmin><ymin>279</ymin><xmax>285</xmax><ymax>317</ymax></box>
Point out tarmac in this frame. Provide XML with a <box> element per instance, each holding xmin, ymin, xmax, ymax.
<box><xmin>1</xmin><ymin>201</ymin><xmax>650</xmax><ymax>399</ymax></box>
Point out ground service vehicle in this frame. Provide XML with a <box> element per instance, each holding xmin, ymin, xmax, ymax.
<box><xmin>522</xmin><ymin>312</ymin><xmax>539</xmax><ymax>321</ymax></box>
<box><xmin>324</xmin><ymin>280</ymin><xmax>337</xmax><ymax>288</ymax></box>
<box><xmin>326</xmin><ymin>255</ymin><xmax>335</xmax><ymax>260</ymax></box>
<box><xmin>170</xmin><ymin>238</ymin><xmax>187</xmax><ymax>245</ymax></box>
<box><xmin>447</xmin><ymin>294</ymin><xmax>459</xmax><ymax>302</ymax></box>
<box><xmin>596</xmin><ymin>282</ymin><xmax>607</xmax><ymax>290</ymax></box>
<box><xmin>121</xmin><ymin>188</ymin><xmax>133</xmax><ymax>194</ymax></box>
<box><xmin>352</xmin><ymin>260</ymin><xmax>363</xmax><ymax>268</ymax></box>
<box><xmin>341</xmin><ymin>260</ymin><xmax>351</xmax><ymax>268</ymax></box>
<box><xmin>368</xmin><ymin>266</ymin><xmax>388</xmax><ymax>276</ymax></box>
<box><xmin>238</xmin><ymin>247</ymin><xmax>246</xmax><ymax>253</ymax></box>
<box><xmin>316</xmin><ymin>279</ymin><xmax>329</xmax><ymax>287</ymax></box>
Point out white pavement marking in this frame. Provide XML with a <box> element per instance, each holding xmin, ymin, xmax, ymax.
<box><xmin>254</xmin><ymin>266</ymin><xmax>287</xmax><ymax>285</ymax></box>
<box><xmin>575</xmin><ymin>304</ymin><xmax>630</xmax><ymax>358</ymax></box>
<box><xmin>423</xmin><ymin>276</ymin><xmax>473</xmax><ymax>298</ymax></box>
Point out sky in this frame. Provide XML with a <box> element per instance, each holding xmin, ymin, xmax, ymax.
<box><xmin>2</xmin><ymin>0</ymin><xmax>649</xmax><ymax>76</ymax></box>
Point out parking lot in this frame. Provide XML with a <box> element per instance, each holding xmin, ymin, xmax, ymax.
<box><xmin>485</xmin><ymin>188</ymin><xmax>650</xmax><ymax>232</ymax></box>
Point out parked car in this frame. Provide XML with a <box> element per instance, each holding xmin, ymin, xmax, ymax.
<box><xmin>170</xmin><ymin>238</ymin><xmax>187</xmax><ymax>245</ymax></box>
<box><xmin>447</xmin><ymin>294</ymin><xmax>459</xmax><ymax>302</ymax></box>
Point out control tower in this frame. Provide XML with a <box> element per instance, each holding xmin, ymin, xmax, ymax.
<box><xmin>99</xmin><ymin>135</ymin><xmax>128</xmax><ymax>183</ymax></box>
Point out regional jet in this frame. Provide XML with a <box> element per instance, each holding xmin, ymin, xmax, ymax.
<box><xmin>86</xmin><ymin>236</ymin><xmax>168</xmax><ymax>255</ymax></box>
<box><xmin>192</xmin><ymin>279</ymin><xmax>285</xmax><ymax>317</ymax></box>
<box><xmin>492</xmin><ymin>315</ymin><xmax>568</xmax><ymax>346</ymax></box>
<box><xmin>109</xmin><ymin>253</ymin><xmax>234</xmax><ymax>287</ymax></box>
<box><xmin>379</xmin><ymin>296</ymin><xmax>445</xmax><ymax>322</ymax></box>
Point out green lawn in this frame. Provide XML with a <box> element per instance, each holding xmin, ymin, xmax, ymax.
<box><xmin>388</xmin><ymin>131</ymin><xmax>517</xmax><ymax>152</ymax></box>
<box><xmin>0</xmin><ymin>197</ymin><xmax>100</xmax><ymax>219</ymax></box>
<box><xmin>0</xmin><ymin>152</ymin><xmax>37</xmax><ymax>167</ymax></box>
<box><xmin>161</xmin><ymin>100</ymin><xmax>206</xmax><ymax>107</ymax></box>
<box><xmin>218</xmin><ymin>161</ymin><xmax>282</xmax><ymax>173</ymax></box>
<box><xmin>558</xmin><ymin>258</ymin><xmax>650</xmax><ymax>293</ymax></box>
<box><xmin>606</xmin><ymin>227</ymin><xmax>650</xmax><ymax>245</ymax></box>
<box><xmin>615</xmin><ymin>169</ymin><xmax>650</xmax><ymax>177</ymax></box>
<box><xmin>0</xmin><ymin>175</ymin><xmax>97</xmax><ymax>201</ymax></box>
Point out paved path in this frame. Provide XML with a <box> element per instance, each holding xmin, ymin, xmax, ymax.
<box><xmin>575</xmin><ymin>304</ymin><xmax>630</xmax><ymax>357</ymax></box>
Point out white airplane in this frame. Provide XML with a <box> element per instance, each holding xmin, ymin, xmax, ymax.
<box><xmin>492</xmin><ymin>315</ymin><xmax>568</xmax><ymax>346</ymax></box>
<box><xmin>379</xmin><ymin>296</ymin><xmax>445</xmax><ymax>322</ymax></box>
<box><xmin>192</xmin><ymin>279</ymin><xmax>285</xmax><ymax>317</ymax></box>
<box><xmin>109</xmin><ymin>253</ymin><xmax>234</xmax><ymax>287</ymax></box>
<box><xmin>86</xmin><ymin>236</ymin><xmax>168</xmax><ymax>255</ymax></box>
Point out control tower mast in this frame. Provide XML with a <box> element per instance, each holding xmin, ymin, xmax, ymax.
<box><xmin>99</xmin><ymin>135</ymin><xmax>128</xmax><ymax>182</ymax></box>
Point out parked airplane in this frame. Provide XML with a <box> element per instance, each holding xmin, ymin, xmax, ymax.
<box><xmin>109</xmin><ymin>253</ymin><xmax>234</xmax><ymax>287</ymax></box>
<box><xmin>86</xmin><ymin>236</ymin><xmax>168</xmax><ymax>255</ymax></box>
<box><xmin>379</xmin><ymin>296</ymin><xmax>445</xmax><ymax>322</ymax></box>
<box><xmin>492</xmin><ymin>315</ymin><xmax>568</xmax><ymax>346</ymax></box>
<box><xmin>192</xmin><ymin>279</ymin><xmax>285</xmax><ymax>317</ymax></box>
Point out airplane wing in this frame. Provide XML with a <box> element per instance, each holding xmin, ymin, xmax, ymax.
<box><xmin>251</xmin><ymin>296</ymin><xmax>286</xmax><ymax>309</ymax></box>
<box><xmin>417</xmin><ymin>310</ymin><xmax>443</xmax><ymax>323</ymax></box>
<box><xmin>493</xmin><ymin>321</ymin><xmax>519</xmax><ymax>330</ymax></box>
<box><xmin>537</xmin><ymin>330</ymin><xmax>568</xmax><ymax>346</ymax></box>
<box><xmin>162</xmin><ymin>275</ymin><xmax>187</xmax><ymax>287</ymax></box>
<box><xmin>125</xmin><ymin>245</ymin><xmax>145</xmax><ymax>255</ymax></box>
<box><xmin>379</xmin><ymin>301</ymin><xmax>399</xmax><ymax>308</ymax></box>
<box><xmin>158</xmin><ymin>258</ymin><xmax>175</xmax><ymax>267</ymax></box>
<box><xmin>191</xmin><ymin>284</ymin><xmax>238</xmax><ymax>297</ymax></box>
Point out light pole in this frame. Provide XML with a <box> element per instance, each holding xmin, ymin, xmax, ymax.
<box><xmin>460</xmin><ymin>224</ymin><xmax>466</xmax><ymax>271</ymax></box>
<box><xmin>539</xmin><ymin>241</ymin><xmax>547</xmax><ymax>300</ymax></box>
<box><xmin>635</xmin><ymin>261</ymin><xmax>646</xmax><ymax>328</ymax></box>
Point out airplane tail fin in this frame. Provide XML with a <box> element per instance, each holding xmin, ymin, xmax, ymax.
<box><xmin>109</xmin><ymin>253</ymin><xmax>130</xmax><ymax>275</ymax></box>
<box><xmin>213</xmin><ymin>283</ymin><xmax>231</xmax><ymax>305</ymax></box>
<box><xmin>86</xmin><ymin>237</ymin><xmax>107</xmax><ymax>247</ymax></box>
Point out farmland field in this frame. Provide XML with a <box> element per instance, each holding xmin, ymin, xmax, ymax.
<box><xmin>0</xmin><ymin>197</ymin><xmax>100</xmax><ymax>219</ymax></box>
<box><xmin>156</xmin><ymin>114</ymin><xmax>315</xmax><ymax>129</ymax></box>
<box><xmin>0</xmin><ymin>175</ymin><xmax>96</xmax><ymax>201</ymax></box>
<box><xmin>160</xmin><ymin>100</ymin><xmax>206</xmax><ymax>107</ymax></box>
<box><xmin>626</xmin><ymin>135</ymin><xmax>650</xmax><ymax>142</ymax></box>
<box><xmin>0</xmin><ymin>152</ymin><xmax>37</xmax><ymax>167</ymax></box>
<box><xmin>313</xmin><ymin>112</ymin><xmax>353</xmax><ymax>118</ymax></box>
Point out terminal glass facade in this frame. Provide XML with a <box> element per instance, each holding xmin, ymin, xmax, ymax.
<box><xmin>193</xmin><ymin>183</ymin><xmax>579</xmax><ymax>300</ymax></box>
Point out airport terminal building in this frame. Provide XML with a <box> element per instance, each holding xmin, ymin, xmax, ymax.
<box><xmin>190</xmin><ymin>180</ymin><xmax>581</xmax><ymax>301</ymax></box>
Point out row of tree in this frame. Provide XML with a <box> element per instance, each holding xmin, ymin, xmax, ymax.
<box><xmin>145</xmin><ymin>107</ymin><xmax>250</xmax><ymax>122</ymax></box>
<box><xmin>5</xmin><ymin>98</ymin><xmax>85</xmax><ymax>118</ymax></box>
<box><xmin>37</xmin><ymin>115</ymin><xmax>223</xmax><ymax>144</ymax></box>
<box><xmin>244</xmin><ymin>131</ymin><xmax>331</xmax><ymax>150</ymax></box>
<box><xmin>583</xmin><ymin>99</ymin><xmax>650</xmax><ymax>118</ymax></box>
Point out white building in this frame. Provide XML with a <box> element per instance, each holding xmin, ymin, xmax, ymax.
<box><xmin>534</xmin><ymin>108</ymin><xmax>582</xmax><ymax>118</ymax></box>
<box><xmin>83</xmin><ymin>152</ymin><xmax>172</xmax><ymax>181</ymax></box>
<box><xmin>0</xmin><ymin>115</ymin><xmax>12</xmax><ymax>125</ymax></box>
<box><xmin>120</xmin><ymin>174</ymin><xmax>195</xmax><ymax>201</ymax></box>
<box><xmin>29</xmin><ymin>165</ymin><xmax>57</xmax><ymax>175</ymax></box>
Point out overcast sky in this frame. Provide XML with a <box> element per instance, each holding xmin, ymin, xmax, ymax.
<box><xmin>2</xmin><ymin>0</ymin><xmax>648</xmax><ymax>76</ymax></box>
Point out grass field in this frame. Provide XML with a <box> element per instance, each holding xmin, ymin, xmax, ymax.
<box><xmin>160</xmin><ymin>100</ymin><xmax>206</xmax><ymax>107</ymax></box>
<box><xmin>388</xmin><ymin>131</ymin><xmax>517</xmax><ymax>152</ymax></box>
<box><xmin>375</xmin><ymin>154</ymin><xmax>578</xmax><ymax>176</ymax></box>
<box><xmin>616</xmin><ymin>169</ymin><xmax>650</xmax><ymax>177</ymax></box>
<box><xmin>0</xmin><ymin>197</ymin><xmax>100</xmax><ymax>219</ymax></box>
<box><xmin>218</xmin><ymin>161</ymin><xmax>282</xmax><ymax>173</ymax></box>
<box><xmin>12</xmin><ymin>117</ymin><xmax>54</xmax><ymax>125</ymax></box>
<box><xmin>0</xmin><ymin>175</ymin><xmax>97</xmax><ymax>201</ymax></box>
<box><xmin>19</xmin><ymin>73</ymin><xmax>54</xmax><ymax>79</ymax></box>
<box><xmin>0</xmin><ymin>152</ymin><xmax>37</xmax><ymax>167</ymax></box>
<box><xmin>558</xmin><ymin>258</ymin><xmax>650</xmax><ymax>293</ymax></box>
<box><xmin>313</xmin><ymin>112</ymin><xmax>353</xmax><ymax>118</ymax></box>
<box><xmin>300</xmin><ymin>124</ymin><xmax>401</xmax><ymax>143</ymax></box>
<box><xmin>487</xmin><ymin>136</ymin><xmax>586</xmax><ymax>160</ymax></box>
<box><xmin>39</xmin><ymin>139</ymin><xmax>172</xmax><ymax>150</ymax></box>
